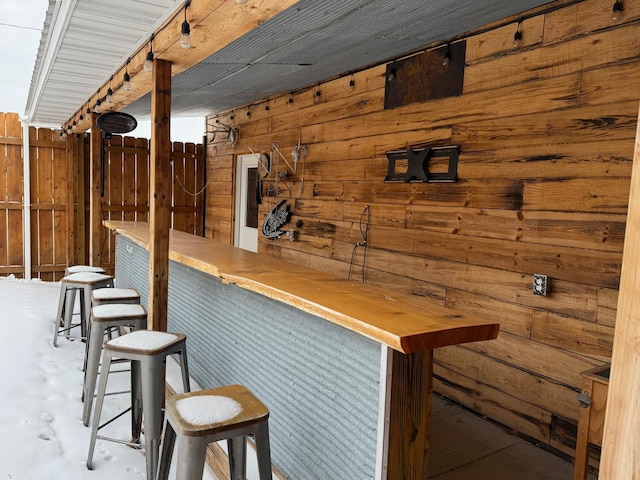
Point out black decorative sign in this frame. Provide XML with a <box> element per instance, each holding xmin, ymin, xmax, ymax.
<box><xmin>262</xmin><ymin>200</ymin><xmax>291</xmax><ymax>238</ymax></box>
<box><xmin>385</xmin><ymin>146</ymin><xmax>459</xmax><ymax>183</ymax></box>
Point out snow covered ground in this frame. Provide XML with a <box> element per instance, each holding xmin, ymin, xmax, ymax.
<box><xmin>0</xmin><ymin>275</ymin><xmax>218</xmax><ymax>480</ymax></box>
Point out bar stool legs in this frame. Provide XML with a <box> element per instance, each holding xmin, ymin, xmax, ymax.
<box><xmin>82</xmin><ymin>303</ymin><xmax>147</xmax><ymax>426</ymax></box>
<box><xmin>87</xmin><ymin>330</ymin><xmax>190</xmax><ymax>480</ymax></box>
<box><xmin>52</xmin><ymin>272</ymin><xmax>114</xmax><ymax>347</ymax></box>
<box><xmin>157</xmin><ymin>385</ymin><xmax>272</xmax><ymax>480</ymax></box>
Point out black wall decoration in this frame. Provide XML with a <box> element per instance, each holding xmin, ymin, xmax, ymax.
<box><xmin>384</xmin><ymin>40</ymin><xmax>466</xmax><ymax>110</ymax></box>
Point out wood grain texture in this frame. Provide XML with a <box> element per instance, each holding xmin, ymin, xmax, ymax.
<box><xmin>106</xmin><ymin>220</ymin><xmax>499</xmax><ymax>354</ymax></box>
<box><xmin>599</xmin><ymin>100</ymin><xmax>640</xmax><ymax>479</ymax></box>
<box><xmin>148</xmin><ymin>59</ymin><xmax>172</xmax><ymax>332</ymax></box>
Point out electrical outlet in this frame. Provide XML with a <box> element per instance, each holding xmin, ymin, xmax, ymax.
<box><xmin>533</xmin><ymin>274</ymin><xmax>548</xmax><ymax>296</ymax></box>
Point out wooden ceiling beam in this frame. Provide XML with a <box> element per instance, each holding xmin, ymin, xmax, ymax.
<box><xmin>65</xmin><ymin>0</ymin><xmax>298</xmax><ymax>132</ymax></box>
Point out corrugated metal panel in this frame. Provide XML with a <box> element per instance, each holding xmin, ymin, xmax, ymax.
<box><xmin>115</xmin><ymin>236</ymin><xmax>381</xmax><ymax>479</ymax></box>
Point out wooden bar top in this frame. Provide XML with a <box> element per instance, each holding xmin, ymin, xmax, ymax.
<box><xmin>105</xmin><ymin>221</ymin><xmax>499</xmax><ymax>354</ymax></box>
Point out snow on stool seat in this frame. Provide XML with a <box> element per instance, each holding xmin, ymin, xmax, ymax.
<box><xmin>157</xmin><ymin>385</ymin><xmax>272</xmax><ymax>480</ymax></box>
<box><xmin>82</xmin><ymin>303</ymin><xmax>147</xmax><ymax>426</ymax></box>
<box><xmin>65</xmin><ymin>265</ymin><xmax>107</xmax><ymax>275</ymax></box>
<box><xmin>91</xmin><ymin>288</ymin><xmax>140</xmax><ymax>306</ymax></box>
<box><xmin>53</xmin><ymin>272</ymin><xmax>114</xmax><ymax>347</ymax></box>
<box><xmin>87</xmin><ymin>329</ymin><xmax>190</xmax><ymax>480</ymax></box>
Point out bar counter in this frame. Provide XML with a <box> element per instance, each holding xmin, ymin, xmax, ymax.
<box><xmin>105</xmin><ymin>220</ymin><xmax>499</xmax><ymax>479</ymax></box>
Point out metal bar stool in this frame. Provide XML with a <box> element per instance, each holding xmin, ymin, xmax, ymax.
<box><xmin>78</xmin><ymin>288</ymin><xmax>141</xmax><ymax>375</ymax></box>
<box><xmin>82</xmin><ymin>303</ymin><xmax>147</xmax><ymax>426</ymax></box>
<box><xmin>65</xmin><ymin>265</ymin><xmax>107</xmax><ymax>275</ymax></box>
<box><xmin>87</xmin><ymin>330</ymin><xmax>190</xmax><ymax>480</ymax></box>
<box><xmin>52</xmin><ymin>272</ymin><xmax>114</xmax><ymax>347</ymax></box>
<box><xmin>157</xmin><ymin>385</ymin><xmax>272</xmax><ymax>480</ymax></box>
<box><xmin>91</xmin><ymin>287</ymin><xmax>140</xmax><ymax>307</ymax></box>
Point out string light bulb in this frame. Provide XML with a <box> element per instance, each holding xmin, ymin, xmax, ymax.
<box><xmin>287</xmin><ymin>94</ymin><xmax>293</xmax><ymax>108</ymax></box>
<box><xmin>349</xmin><ymin>74</ymin><xmax>355</xmax><ymax>91</ymax></box>
<box><xmin>144</xmin><ymin>35</ymin><xmax>154</xmax><ymax>72</ymax></box>
<box><xmin>72</xmin><ymin>121</ymin><xmax>78</xmax><ymax>132</ymax></box>
<box><xmin>513</xmin><ymin>20</ymin><xmax>523</xmax><ymax>48</ymax></box>
<box><xmin>79</xmin><ymin>114</ymin><xmax>84</xmax><ymax>127</ymax></box>
<box><xmin>612</xmin><ymin>1</ymin><xmax>623</xmax><ymax>21</ymax></box>
<box><xmin>180</xmin><ymin>0</ymin><xmax>191</xmax><ymax>49</ymax></box>
<box><xmin>106</xmin><ymin>77</ymin><xmax>113</xmax><ymax>104</ymax></box>
<box><xmin>95</xmin><ymin>98</ymin><xmax>102</xmax><ymax>114</ymax></box>
<box><xmin>123</xmin><ymin>59</ymin><xmax>132</xmax><ymax>91</ymax></box>
<box><xmin>235</xmin><ymin>0</ymin><xmax>248</xmax><ymax>5</ymax></box>
<box><xmin>442</xmin><ymin>43</ymin><xmax>451</xmax><ymax>67</ymax></box>
<box><xmin>314</xmin><ymin>85</ymin><xmax>321</xmax><ymax>103</ymax></box>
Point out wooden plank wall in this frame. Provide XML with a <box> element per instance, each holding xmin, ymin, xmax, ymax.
<box><xmin>204</xmin><ymin>0</ymin><xmax>638</xmax><ymax>467</ymax></box>
<box><xmin>0</xmin><ymin>117</ymin><xmax>205</xmax><ymax>280</ymax></box>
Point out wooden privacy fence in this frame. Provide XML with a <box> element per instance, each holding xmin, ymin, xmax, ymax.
<box><xmin>0</xmin><ymin>112</ymin><xmax>205</xmax><ymax>281</ymax></box>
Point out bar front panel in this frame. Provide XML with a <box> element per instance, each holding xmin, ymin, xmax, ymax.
<box><xmin>115</xmin><ymin>235</ymin><xmax>382</xmax><ymax>479</ymax></box>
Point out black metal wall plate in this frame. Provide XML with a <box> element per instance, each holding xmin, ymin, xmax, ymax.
<box><xmin>384</xmin><ymin>145</ymin><xmax>459</xmax><ymax>183</ymax></box>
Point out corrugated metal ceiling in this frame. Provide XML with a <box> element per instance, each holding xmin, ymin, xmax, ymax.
<box><xmin>27</xmin><ymin>0</ymin><xmax>554</xmax><ymax>127</ymax></box>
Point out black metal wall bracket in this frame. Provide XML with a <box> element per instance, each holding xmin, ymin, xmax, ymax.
<box><xmin>384</xmin><ymin>145</ymin><xmax>459</xmax><ymax>183</ymax></box>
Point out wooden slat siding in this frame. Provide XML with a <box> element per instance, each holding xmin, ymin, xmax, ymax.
<box><xmin>123</xmin><ymin>136</ymin><xmax>137</xmax><ymax>222</ymax></box>
<box><xmin>0</xmin><ymin>113</ymin><xmax>9</xmax><ymax>271</ymax></box>
<box><xmin>203</xmin><ymin>0</ymin><xmax>634</xmax><ymax>466</ymax></box>
<box><xmin>52</xmin><ymin>132</ymin><xmax>67</xmax><ymax>281</ymax></box>
<box><xmin>437</xmin><ymin>345</ymin><xmax>579</xmax><ymax>421</ymax></box>
<box><xmin>135</xmin><ymin>137</ymin><xmax>149</xmax><ymax>223</ymax></box>
<box><xmin>196</xmin><ymin>143</ymin><xmax>206</xmax><ymax>236</ymax></box>
<box><xmin>5</xmin><ymin>114</ymin><xmax>23</xmax><ymax>273</ymax></box>
<box><xmin>184</xmin><ymin>143</ymin><xmax>198</xmax><ymax>234</ymax></box>
<box><xmin>172</xmin><ymin>142</ymin><xmax>186</xmax><ymax>232</ymax></box>
<box><xmin>36</xmin><ymin>128</ymin><xmax>54</xmax><ymax>281</ymax></box>
<box><xmin>464</xmin><ymin>22</ymin><xmax>640</xmax><ymax>93</ymax></box>
<box><xmin>89</xmin><ymin>115</ymin><xmax>102</xmax><ymax>267</ymax></box>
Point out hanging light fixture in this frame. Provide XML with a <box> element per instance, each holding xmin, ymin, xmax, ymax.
<box><xmin>513</xmin><ymin>20</ymin><xmax>523</xmax><ymax>48</ymax></box>
<box><xmin>95</xmin><ymin>98</ymin><xmax>102</xmax><ymax>114</ymax></box>
<box><xmin>144</xmin><ymin>34</ymin><xmax>155</xmax><ymax>72</ymax></box>
<box><xmin>72</xmin><ymin>121</ymin><xmax>78</xmax><ymax>132</ymax></box>
<box><xmin>314</xmin><ymin>85</ymin><xmax>321</xmax><ymax>103</ymax></box>
<box><xmin>123</xmin><ymin>59</ymin><xmax>132</xmax><ymax>91</ymax></box>
<box><xmin>349</xmin><ymin>74</ymin><xmax>355</xmax><ymax>91</ymax></box>
<box><xmin>79</xmin><ymin>114</ymin><xmax>85</xmax><ymax>127</ymax></box>
<box><xmin>612</xmin><ymin>1</ymin><xmax>623</xmax><ymax>21</ymax></box>
<box><xmin>442</xmin><ymin>43</ymin><xmax>452</xmax><ymax>67</ymax></box>
<box><xmin>181</xmin><ymin>0</ymin><xmax>192</xmax><ymax>49</ymax></box>
<box><xmin>106</xmin><ymin>77</ymin><xmax>114</xmax><ymax>104</ymax></box>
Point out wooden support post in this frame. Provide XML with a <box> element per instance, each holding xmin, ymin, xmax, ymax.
<box><xmin>599</xmin><ymin>104</ymin><xmax>640</xmax><ymax>479</ymax></box>
<box><xmin>76</xmin><ymin>133</ymin><xmax>86</xmax><ymax>264</ymax></box>
<box><xmin>377</xmin><ymin>347</ymin><xmax>433</xmax><ymax>480</ymax></box>
<box><xmin>89</xmin><ymin>112</ymin><xmax>102</xmax><ymax>267</ymax></box>
<box><xmin>148</xmin><ymin>58</ymin><xmax>172</xmax><ymax>332</ymax></box>
<box><xmin>66</xmin><ymin>133</ymin><xmax>79</xmax><ymax>268</ymax></box>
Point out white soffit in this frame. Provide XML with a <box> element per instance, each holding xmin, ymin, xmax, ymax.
<box><xmin>25</xmin><ymin>0</ymin><xmax>179</xmax><ymax>126</ymax></box>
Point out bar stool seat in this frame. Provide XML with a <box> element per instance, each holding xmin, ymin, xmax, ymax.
<box><xmin>82</xmin><ymin>303</ymin><xmax>147</xmax><ymax>426</ymax></box>
<box><xmin>157</xmin><ymin>385</ymin><xmax>272</xmax><ymax>480</ymax></box>
<box><xmin>53</xmin><ymin>272</ymin><xmax>114</xmax><ymax>347</ymax></box>
<box><xmin>65</xmin><ymin>265</ymin><xmax>107</xmax><ymax>275</ymax></box>
<box><xmin>87</xmin><ymin>330</ymin><xmax>190</xmax><ymax>480</ymax></box>
<box><xmin>91</xmin><ymin>287</ymin><xmax>140</xmax><ymax>306</ymax></box>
